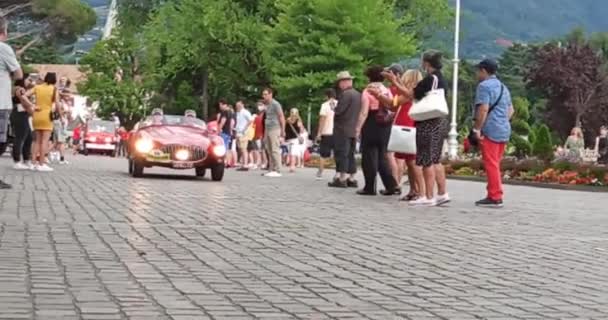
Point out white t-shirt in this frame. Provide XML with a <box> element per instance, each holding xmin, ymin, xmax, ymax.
<box><xmin>319</xmin><ymin>99</ymin><xmax>336</xmax><ymax>136</ymax></box>
<box><xmin>235</xmin><ymin>108</ymin><xmax>253</xmax><ymax>134</ymax></box>
<box><xmin>0</xmin><ymin>42</ymin><xmax>20</xmax><ymax>110</ymax></box>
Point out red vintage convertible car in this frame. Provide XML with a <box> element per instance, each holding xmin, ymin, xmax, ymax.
<box><xmin>83</xmin><ymin>119</ymin><xmax>118</xmax><ymax>157</ymax></box>
<box><xmin>128</xmin><ymin>115</ymin><xmax>226</xmax><ymax>180</ymax></box>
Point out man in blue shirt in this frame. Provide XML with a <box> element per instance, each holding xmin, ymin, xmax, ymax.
<box><xmin>472</xmin><ymin>59</ymin><xmax>514</xmax><ymax>208</ymax></box>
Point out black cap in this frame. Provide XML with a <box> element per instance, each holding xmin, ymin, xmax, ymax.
<box><xmin>476</xmin><ymin>59</ymin><xmax>498</xmax><ymax>74</ymax></box>
<box><xmin>385</xmin><ymin>63</ymin><xmax>404</xmax><ymax>75</ymax></box>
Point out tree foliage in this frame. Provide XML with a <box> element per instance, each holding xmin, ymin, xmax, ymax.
<box><xmin>527</xmin><ymin>41</ymin><xmax>608</xmax><ymax>142</ymax></box>
<box><xmin>77</xmin><ymin>32</ymin><xmax>146</xmax><ymax>127</ymax></box>
<box><xmin>143</xmin><ymin>0</ymin><xmax>269</xmax><ymax>119</ymax></box>
<box><xmin>269</xmin><ymin>0</ymin><xmax>416</xmax><ymax>113</ymax></box>
<box><xmin>532</xmin><ymin>124</ymin><xmax>554</xmax><ymax>161</ymax></box>
<box><xmin>3</xmin><ymin>0</ymin><xmax>96</xmax><ymax>57</ymax></box>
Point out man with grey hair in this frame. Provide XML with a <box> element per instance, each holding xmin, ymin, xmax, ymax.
<box><xmin>328</xmin><ymin>71</ymin><xmax>361</xmax><ymax>188</ymax></box>
<box><xmin>0</xmin><ymin>16</ymin><xmax>24</xmax><ymax>189</ymax></box>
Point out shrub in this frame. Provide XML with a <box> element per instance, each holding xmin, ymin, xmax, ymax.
<box><xmin>512</xmin><ymin>119</ymin><xmax>531</xmax><ymax>136</ymax></box>
<box><xmin>511</xmin><ymin>134</ymin><xmax>532</xmax><ymax>158</ymax></box>
<box><xmin>533</xmin><ymin>124</ymin><xmax>553</xmax><ymax>161</ymax></box>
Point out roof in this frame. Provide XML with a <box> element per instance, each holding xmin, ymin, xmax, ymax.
<box><xmin>29</xmin><ymin>64</ymin><xmax>86</xmax><ymax>93</ymax></box>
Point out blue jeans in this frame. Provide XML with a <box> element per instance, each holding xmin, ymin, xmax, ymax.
<box><xmin>220</xmin><ymin>133</ymin><xmax>232</xmax><ymax>148</ymax></box>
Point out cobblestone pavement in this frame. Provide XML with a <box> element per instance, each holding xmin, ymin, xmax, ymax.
<box><xmin>1</xmin><ymin>155</ymin><xmax>608</xmax><ymax>320</ymax></box>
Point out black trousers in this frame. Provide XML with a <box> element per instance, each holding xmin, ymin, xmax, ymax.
<box><xmin>10</xmin><ymin>111</ymin><xmax>32</xmax><ymax>162</ymax></box>
<box><xmin>360</xmin><ymin>112</ymin><xmax>397</xmax><ymax>192</ymax></box>
<box><xmin>333</xmin><ymin>132</ymin><xmax>357</xmax><ymax>175</ymax></box>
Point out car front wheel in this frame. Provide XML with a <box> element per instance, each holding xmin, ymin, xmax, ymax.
<box><xmin>132</xmin><ymin>160</ymin><xmax>144</xmax><ymax>177</ymax></box>
<box><xmin>0</xmin><ymin>142</ymin><xmax>7</xmax><ymax>156</ymax></box>
<box><xmin>211</xmin><ymin>164</ymin><xmax>224</xmax><ymax>181</ymax></box>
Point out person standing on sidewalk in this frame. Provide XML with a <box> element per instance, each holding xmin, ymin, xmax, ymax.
<box><xmin>315</xmin><ymin>88</ymin><xmax>337</xmax><ymax>180</ymax></box>
<box><xmin>262</xmin><ymin>88</ymin><xmax>285</xmax><ymax>177</ymax></box>
<box><xmin>328</xmin><ymin>71</ymin><xmax>361</xmax><ymax>188</ymax></box>
<box><xmin>0</xmin><ymin>17</ymin><xmax>24</xmax><ymax>189</ymax></box>
<box><xmin>234</xmin><ymin>100</ymin><xmax>253</xmax><ymax>171</ymax></box>
<box><xmin>471</xmin><ymin>59</ymin><xmax>514</xmax><ymax>208</ymax></box>
<box><xmin>11</xmin><ymin>74</ymin><xmax>35</xmax><ymax>170</ymax></box>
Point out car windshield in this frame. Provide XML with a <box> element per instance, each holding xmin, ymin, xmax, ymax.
<box><xmin>140</xmin><ymin>115</ymin><xmax>207</xmax><ymax>130</ymax></box>
<box><xmin>88</xmin><ymin>121</ymin><xmax>116</xmax><ymax>133</ymax></box>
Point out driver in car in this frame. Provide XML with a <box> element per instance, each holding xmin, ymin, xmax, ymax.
<box><xmin>151</xmin><ymin>108</ymin><xmax>164</xmax><ymax>125</ymax></box>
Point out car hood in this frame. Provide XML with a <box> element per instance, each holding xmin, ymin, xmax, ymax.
<box><xmin>139</xmin><ymin>125</ymin><xmax>210</xmax><ymax>148</ymax></box>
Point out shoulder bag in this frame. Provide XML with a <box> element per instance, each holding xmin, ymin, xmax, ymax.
<box><xmin>408</xmin><ymin>75</ymin><xmax>448</xmax><ymax>121</ymax></box>
<box><xmin>387</xmin><ymin>103</ymin><xmax>416</xmax><ymax>154</ymax></box>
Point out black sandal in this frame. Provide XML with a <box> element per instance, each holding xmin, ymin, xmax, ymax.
<box><xmin>400</xmin><ymin>193</ymin><xmax>418</xmax><ymax>201</ymax></box>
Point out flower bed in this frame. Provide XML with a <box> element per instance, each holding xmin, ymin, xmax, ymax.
<box><xmin>445</xmin><ymin>158</ymin><xmax>608</xmax><ymax>187</ymax></box>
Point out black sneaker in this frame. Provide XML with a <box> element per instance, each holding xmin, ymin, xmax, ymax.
<box><xmin>475</xmin><ymin>198</ymin><xmax>503</xmax><ymax>208</ymax></box>
<box><xmin>356</xmin><ymin>189</ymin><xmax>376</xmax><ymax>196</ymax></box>
<box><xmin>328</xmin><ymin>179</ymin><xmax>348</xmax><ymax>188</ymax></box>
<box><xmin>0</xmin><ymin>180</ymin><xmax>12</xmax><ymax>190</ymax></box>
<box><xmin>346</xmin><ymin>179</ymin><xmax>358</xmax><ymax>188</ymax></box>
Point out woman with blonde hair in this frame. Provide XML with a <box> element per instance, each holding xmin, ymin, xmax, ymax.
<box><xmin>563</xmin><ymin>126</ymin><xmax>585</xmax><ymax>162</ymax></box>
<box><xmin>391</xmin><ymin>69</ymin><xmax>425</xmax><ymax>201</ymax></box>
<box><xmin>285</xmin><ymin>108</ymin><xmax>305</xmax><ymax>172</ymax></box>
<box><xmin>31</xmin><ymin>72</ymin><xmax>60</xmax><ymax>172</ymax></box>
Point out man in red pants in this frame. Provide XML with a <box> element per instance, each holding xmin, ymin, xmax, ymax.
<box><xmin>472</xmin><ymin>59</ymin><xmax>514</xmax><ymax>208</ymax></box>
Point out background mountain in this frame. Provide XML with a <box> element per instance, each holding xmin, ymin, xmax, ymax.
<box><xmin>454</xmin><ymin>0</ymin><xmax>608</xmax><ymax>58</ymax></box>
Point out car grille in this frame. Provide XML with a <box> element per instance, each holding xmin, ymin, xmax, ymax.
<box><xmin>161</xmin><ymin>144</ymin><xmax>207</xmax><ymax>161</ymax></box>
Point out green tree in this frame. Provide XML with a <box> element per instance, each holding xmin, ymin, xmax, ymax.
<box><xmin>78</xmin><ymin>32</ymin><xmax>147</xmax><ymax>127</ymax></box>
<box><xmin>143</xmin><ymin>0</ymin><xmax>268</xmax><ymax>119</ymax></box>
<box><xmin>510</xmin><ymin>96</ymin><xmax>532</xmax><ymax>158</ymax></box>
<box><xmin>532</xmin><ymin>124</ymin><xmax>554</xmax><ymax>161</ymax></box>
<box><xmin>269</xmin><ymin>0</ymin><xmax>417</xmax><ymax>116</ymax></box>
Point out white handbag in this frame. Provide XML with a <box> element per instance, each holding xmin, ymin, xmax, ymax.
<box><xmin>388</xmin><ymin>125</ymin><xmax>416</xmax><ymax>154</ymax></box>
<box><xmin>408</xmin><ymin>75</ymin><xmax>448</xmax><ymax>121</ymax></box>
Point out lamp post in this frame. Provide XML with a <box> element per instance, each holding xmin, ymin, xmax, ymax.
<box><xmin>447</xmin><ymin>0</ymin><xmax>461</xmax><ymax>159</ymax></box>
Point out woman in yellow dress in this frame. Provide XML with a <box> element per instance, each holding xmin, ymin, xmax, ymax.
<box><xmin>31</xmin><ymin>72</ymin><xmax>60</xmax><ymax>172</ymax></box>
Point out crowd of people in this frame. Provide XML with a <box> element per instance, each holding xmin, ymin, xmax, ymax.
<box><xmin>0</xmin><ymin>17</ymin><xmax>78</xmax><ymax>189</ymax></box>
<box><xmin>220</xmin><ymin>50</ymin><xmax>516</xmax><ymax>208</ymax></box>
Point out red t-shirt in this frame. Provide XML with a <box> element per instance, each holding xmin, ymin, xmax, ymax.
<box><xmin>73</xmin><ymin>127</ymin><xmax>81</xmax><ymax>140</ymax></box>
<box><xmin>254</xmin><ymin>112</ymin><xmax>265</xmax><ymax>139</ymax></box>
<box><xmin>390</xmin><ymin>86</ymin><xmax>415</xmax><ymax>127</ymax></box>
<box><xmin>119</xmin><ymin>130</ymin><xmax>130</xmax><ymax>141</ymax></box>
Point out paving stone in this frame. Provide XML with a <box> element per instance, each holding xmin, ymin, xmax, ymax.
<box><xmin>0</xmin><ymin>156</ymin><xmax>607</xmax><ymax>320</ymax></box>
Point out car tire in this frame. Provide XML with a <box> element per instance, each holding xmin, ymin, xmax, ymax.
<box><xmin>211</xmin><ymin>164</ymin><xmax>224</xmax><ymax>181</ymax></box>
<box><xmin>132</xmin><ymin>161</ymin><xmax>144</xmax><ymax>178</ymax></box>
<box><xmin>0</xmin><ymin>142</ymin><xmax>7</xmax><ymax>156</ymax></box>
<box><xmin>195</xmin><ymin>167</ymin><xmax>206</xmax><ymax>178</ymax></box>
<box><xmin>128</xmin><ymin>159</ymin><xmax>133</xmax><ymax>174</ymax></box>
<box><xmin>83</xmin><ymin>147</ymin><xmax>89</xmax><ymax>156</ymax></box>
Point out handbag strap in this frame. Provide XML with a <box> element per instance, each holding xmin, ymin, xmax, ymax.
<box><xmin>488</xmin><ymin>84</ymin><xmax>505</xmax><ymax>115</ymax></box>
<box><xmin>431</xmin><ymin>75</ymin><xmax>439</xmax><ymax>90</ymax></box>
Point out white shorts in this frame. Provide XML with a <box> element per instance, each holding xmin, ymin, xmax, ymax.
<box><xmin>287</xmin><ymin>139</ymin><xmax>304</xmax><ymax>156</ymax></box>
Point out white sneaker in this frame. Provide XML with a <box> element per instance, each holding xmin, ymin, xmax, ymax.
<box><xmin>37</xmin><ymin>164</ymin><xmax>54</xmax><ymax>172</ymax></box>
<box><xmin>59</xmin><ymin>160</ymin><xmax>69</xmax><ymax>165</ymax></box>
<box><xmin>25</xmin><ymin>162</ymin><xmax>35</xmax><ymax>170</ymax></box>
<box><xmin>436</xmin><ymin>193</ymin><xmax>451</xmax><ymax>206</ymax></box>
<box><xmin>13</xmin><ymin>162</ymin><xmax>29</xmax><ymax>170</ymax></box>
<box><xmin>409</xmin><ymin>197</ymin><xmax>437</xmax><ymax>207</ymax></box>
<box><xmin>264</xmin><ymin>171</ymin><xmax>282</xmax><ymax>178</ymax></box>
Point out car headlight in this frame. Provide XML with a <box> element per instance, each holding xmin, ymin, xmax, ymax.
<box><xmin>89</xmin><ymin>136</ymin><xmax>97</xmax><ymax>142</ymax></box>
<box><xmin>135</xmin><ymin>139</ymin><xmax>154</xmax><ymax>153</ymax></box>
<box><xmin>104</xmin><ymin>137</ymin><xmax>112</xmax><ymax>143</ymax></box>
<box><xmin>212</xmin><ymin>145</ymin><xmax>226</xmax><ymax>157</ymax></box>
<box><xmin>175</xmin><ymin>149</ymin><xmax>190</xmax><ymax>161</ymax></box>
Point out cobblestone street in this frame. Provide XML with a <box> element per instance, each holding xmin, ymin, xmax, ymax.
<box><xmin>1</xmin><ymin>155</ymin><xmax>607</xmax><ymax>320</ymax></box>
